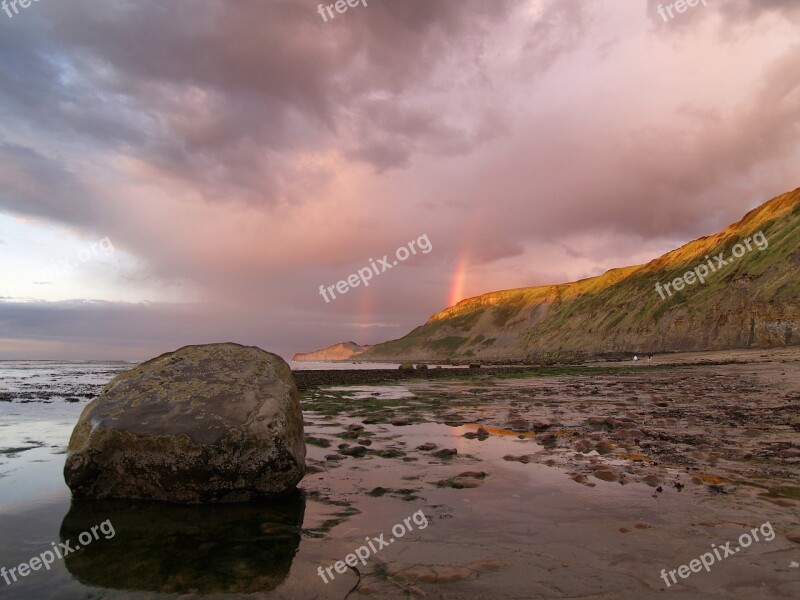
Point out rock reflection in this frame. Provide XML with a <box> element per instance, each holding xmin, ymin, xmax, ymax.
<box><xmin>60</xmin><ymin>492</ymin><xmax>305</xmax><ymax>594</ymax></box>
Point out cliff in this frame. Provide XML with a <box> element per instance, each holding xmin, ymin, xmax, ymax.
<box><xmin>292</xmin><ymin>341</ymin><xmax>369</xmax><ymax>362</ymax></box>
<box><xmin>360</xmin><ymin>187</ymin><xmax>800</xmax><ymax>361</ymax></box>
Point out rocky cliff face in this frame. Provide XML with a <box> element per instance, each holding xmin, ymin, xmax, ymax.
<box><xmin>292</xmin><ymin>341</ymin><xmax>368</xmax><ymax>362</ymax></box>
<box><xmin>361</xmin><ymin>187</ymin><xmax>800</xmax><ymax>361</ymax></box>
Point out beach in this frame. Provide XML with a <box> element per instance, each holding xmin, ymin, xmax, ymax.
<box><xmin>0</xmin><ymin>348</ymin><xmax>798</xmax><ymax>598</ymax></box>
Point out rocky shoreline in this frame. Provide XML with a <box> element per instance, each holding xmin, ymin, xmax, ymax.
<box><xmin>292</xmin><ymin>365</ymin><xmax>532</xmax><ymax>391</ymax></box>
<box><xmin>296</xmin><ymin>346</ymin><xmax>800</xmax><ymax>598</ymax></box>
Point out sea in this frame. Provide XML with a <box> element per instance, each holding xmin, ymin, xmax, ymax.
<box><xmin>0</xmin><ymin>359</ymin><xmax>420</xmax><ymax>599</ymax></box>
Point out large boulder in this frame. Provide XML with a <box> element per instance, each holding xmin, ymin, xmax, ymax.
<box><xmin>64</xmin><ymin>343</ymin><xmax>306</xmax><ymax>503</ymax></box>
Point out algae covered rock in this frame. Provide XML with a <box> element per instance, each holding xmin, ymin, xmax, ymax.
<box><xmin>64</xmin><ymin>343</ymin><xmax>306</xmax><ymax>503</ymax></box>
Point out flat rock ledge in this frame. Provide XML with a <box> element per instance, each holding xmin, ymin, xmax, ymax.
<box><xmin>64</xmin><ymin>343</ymin><xmax>306</xmax><ymax>503</ymax></box>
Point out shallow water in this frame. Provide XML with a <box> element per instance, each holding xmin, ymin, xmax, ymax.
<box><xmin>1</xmin><ymin>362</ymin><xmax>798</xmax><ymax>599</ymax></box>
<box><xmin>289</xmin><ymin>361</ymin><xmax>405</xmax><ymax>370</ymax></box>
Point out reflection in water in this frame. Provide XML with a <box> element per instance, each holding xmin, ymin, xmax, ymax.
<box><xmin>60</xmin><ymin>492</ymin><xmax>305</xmax><ymax>594</ymax></box>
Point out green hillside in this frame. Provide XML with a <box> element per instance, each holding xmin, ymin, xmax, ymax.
<box><xmin>362</xmin><ymin>187</ymin><xmax>800</xmax><ymax>361</ymax></box>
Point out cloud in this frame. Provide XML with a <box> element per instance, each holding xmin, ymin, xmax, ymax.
<box><xmin>0</xmin><ymin>0</ymin><xmax>798</xmax><ymax>358</ymax></box>
<box><xmin>645</xmin><ymin>0</ymin><xmax>800</xmax><ymax>28</ymax></box>
<box><xmin>0</xmin><ymin>145</ymin><xmax>101</xmax><ymax>226</ymax></box>
<box><xmin>344</xmin><ymin>322</ymin><xmax>401</xmax><ymax>329</ymax></box>
<box><xmin>0</xmin><ymin>0</ymin><xmax>519</xmax><ymax>205</ymax></box>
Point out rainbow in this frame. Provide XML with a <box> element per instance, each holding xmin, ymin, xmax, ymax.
<box><xmin>448</xmin><ymin>254</ymin><xmax>468</xmax><ymax>307</ymax></box>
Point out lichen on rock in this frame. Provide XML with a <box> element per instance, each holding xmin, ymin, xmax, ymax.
<box><xmin>64</xmin><ymin>343</ymin><xmax>306</xmax><ymax>503</ymax></box>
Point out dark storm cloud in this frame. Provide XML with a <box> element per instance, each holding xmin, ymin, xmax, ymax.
<box><xmin>0</xmin><ymin>145</ymin><xmax>100</xmax><ymax>226</ymax></box>
<box><xmin>0</xmin><ymin>0</ymin><xmax>519</xmax><ymax>208</ymax></box>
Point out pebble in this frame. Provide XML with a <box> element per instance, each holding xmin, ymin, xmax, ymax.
<box><xmin>641</xmin><ymin>474</ymin><xmax>661</xmax><ymax>487</ymax></box>
<box><xmin>595</xmin><ymin>441</ymin><xmax>615</xmax><ymax>455</ymax></box>
<box><xmin>340</xmin><ymin>445</ymin><xmax>367</xmax><ymax>457</ymax></box>
<box><xmin>593</xmin><ymin>469</ymin><xmax>619</xmax><ymax>482</ymax></box>
<box><xmin>433</xmin><ymin>448</ymin><xmax>458</xmax><ymax>458</ymax></box>
<box><xmin>502</xmin><ymin>454</ymin><xmax>534</xmax><ymax>464</ymax></box>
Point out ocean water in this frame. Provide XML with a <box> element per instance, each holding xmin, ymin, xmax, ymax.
<box><xmin>0</xmin><ymin>361</ymin><xmax>130</xmax><ymax>507</ymax></box>
<box><xmin>3</xmin><ymin>362</ymin><xmax>796</xmax><ymax>599</ymax></box>
<box><xmin>0</xmin><ymin>361</ymin><xmax>346</xmax><ymax>599</ymax></box>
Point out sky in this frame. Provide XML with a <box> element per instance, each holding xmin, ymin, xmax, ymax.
<box><xmin>0</xmin><ymin>0</ymin><xmax>799</xmax><ymax>361</ymax></box>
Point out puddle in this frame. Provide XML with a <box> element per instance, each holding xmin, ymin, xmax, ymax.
<box><xmin>324</xmin><ymin>385</ymin><xmax>416</xmax><ymax>400</ymax></box>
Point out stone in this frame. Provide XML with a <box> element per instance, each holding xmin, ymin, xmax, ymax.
<box><xmin>539</xmin><ymin>432</ymin><xmax>558</xmax><ymax>445</ymax></box>
<box><xmin>433</xmin><ymin>448</ymin><xmax>458</xmax><ymax>458</ymax></box>
<box><xmin>64</xmin><ymin>343</ymin><xmax>306</xmax><ymax>503</ymax></box>
<box><xmin>340</xmin><ymin>445</ymin><xmax>367</xmax><ymax>457</ymax></box>
<box><xmin>437</xmin><ymin>476</ymin><xmax>482</xmax><ymax>489</ymax></box>
<box><xmin>502</xmin><ymin>454</ymin><xmax>534</xmax><ymax>464</ymax></box>
<box><xmin>464</xmin><ymin>426</ymin><xmax>490</xmax><ymax>439</ymax></box>
<box><xmin>595</xmin><ymin>440</ymin><xmax>615</xmax><ymax>455</ymax></box>
<box><xmin>593</xmin><ymin>469</ymin><xmax>619</xmax><ymax>482</ymax></box>
<box><xmin>378</xmin><ymin>448</ymin><xmax>406</xmax><ymax>459</ymax></box>
<box><xmin>642</xmin><ymin>474</ymin><xmax>661</xmax><ymax>487</ymax></box>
